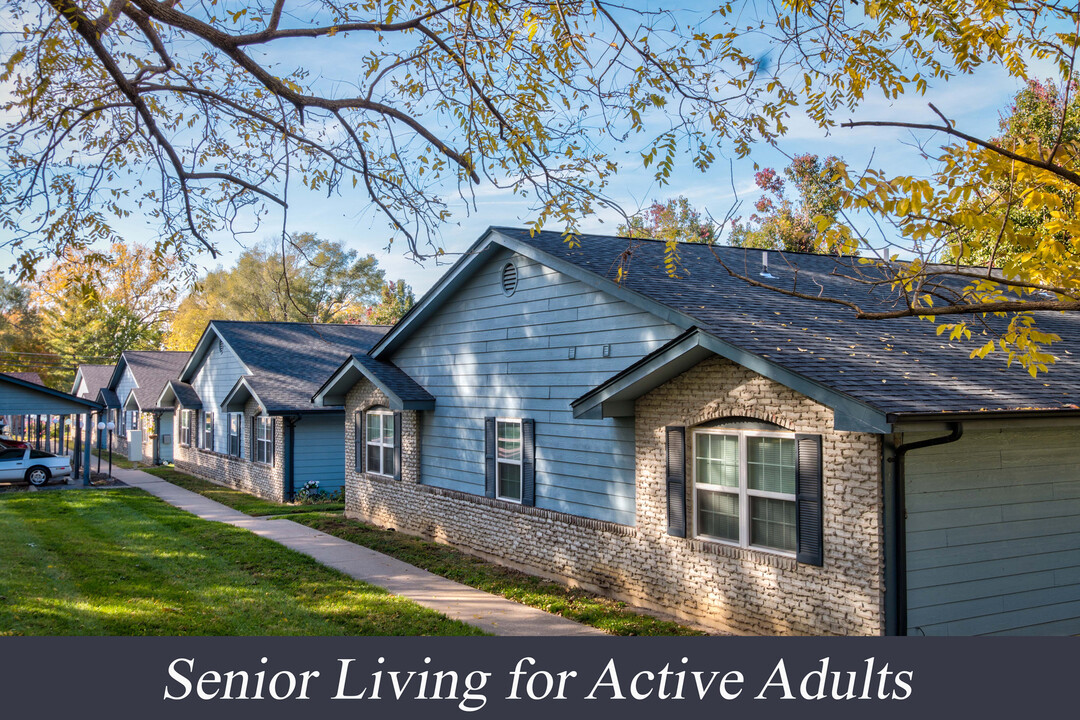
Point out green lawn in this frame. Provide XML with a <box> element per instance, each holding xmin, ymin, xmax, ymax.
<box><xmin>290</xmin><ymin>514</ymin><xmax>706</xmax><ymax>636</ymax></box>
<box><xmin>0</xmin><ymin>488</ymin><xmax>483</xmax><ymax>636</ymax></box>
<box><xmin>138</xmin><ymin>465</ymin><xmax>706</xmax><ymax>635</ymax></box>
<box><xmin>90</xmin><ymin>447</ymin><xmax>143</xmax><ymax>470</ymax></box>
<box><xmin>142</xmin><ymin>466</ymin><xmax>345</xmax><ymax>515</ymax></box>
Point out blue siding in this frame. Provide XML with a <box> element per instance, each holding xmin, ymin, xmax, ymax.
<box><xmin>114</xmin><ymin>366</ymin><xmax>138</xmax><ymax>438</ymax></box>
<box><xmin>905</xmin><ymin>426</ymin><xmax>1080</xmax><ymax>636</ymax></box>
<box><xmin>292</xmin><ymin>414</ymin><xmax>346</xmax><ymax>492</ymax></box>
<box><xmin>189</xmin><ymin>334</ymin><xmax>248</xmax><ymax>453</ymax></box>
<box><xmin>390</xmin><ymin>248</ymin><xmax>680</xmax><ymax>525</ymax></box>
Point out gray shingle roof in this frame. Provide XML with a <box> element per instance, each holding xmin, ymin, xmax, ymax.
<box><xmin>212</xmin><ymin>322</ymin><xmax>391</xmax><ymax>413</ymax></box>
<box><xmin>351</xmin><ymin>354</ymin><xmax>436</xmax><ymax>405</ymax></box>
<box><xmin>3</xmin><ymin>372</ymin><xmax>43</xmax><ymax>386</ymax></box>
<box><xmin>98</xmin><ymin>388</ymin><xmax>120</xmax><ymax>409</ymax></box>
<box><xmin>74</xmin><ymin>364</ymin><xmax>114</xmax><ymax>399</ymax></box>
<box><xmin>499</xmin><ymin>228</ymin><xmax>1080</xmax><ymax>417</ymax></box>
<box><xmin>165</xmin><ymin>380</ymin><xmax>203</xmax><ymax>409</ymax></box>
<box><xmin>122</xmin><ymin>351</ymin><xmax>191</xmax><ymax>410</ymax></box>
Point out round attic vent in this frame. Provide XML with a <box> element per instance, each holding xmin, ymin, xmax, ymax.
<box><xmin>501</xmin><ymin>262</ymin><xmax>518</xmax><ymax>296</ymax></box>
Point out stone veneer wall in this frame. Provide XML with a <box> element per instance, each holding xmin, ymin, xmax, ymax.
<box><xmin>172</xmin><ymin>398</ymin><xmax>286</xmax><ymax>502</ymax></box>
<box><xmin>343</xmin><ymin>357</ymin><xmax>884</xmax><ymax>635</ymax></box>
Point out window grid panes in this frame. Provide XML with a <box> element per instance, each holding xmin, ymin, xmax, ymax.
<box><xmin>180</xmin><ymin>411</ymin><xmax>190</xmax><ymax>446</ymax></box>
<box><xmin>365</xmin><ymin>410</ymin><xmax>394</xmax><ymax>476</ymax></box>
<box><xmin>496</xmin><ymin>419</ymin><xmax>522</xmax><ymax>502</ymax></box>
<box><xmin>255</xmin><ymin>416</ymin><xmax>272</xmax><ymax>464</ymax></box>
<box><xmin>694</xmin><ymin>430</ymin><xmax>797</xmax><ymax>554</ymax></box>
<box><xmin>203</xmin><ymin>412</ymin><xmax>214</xmax><ymax>450</ymax></box>
<box><xmin>228</xmin><ymin>412</ymin><xmax>242</xmax><ymax>458</ymax></box>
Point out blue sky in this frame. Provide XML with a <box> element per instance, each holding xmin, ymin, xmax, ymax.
<box><xmin>0</xmin><ymin>5</ymin><xmax>1062</xmax><ymax>298</ymax></box>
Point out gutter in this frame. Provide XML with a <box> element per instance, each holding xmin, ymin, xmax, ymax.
<box><xmin>885</xmin><ymin>422</ymin><xmax>963</xmax><ymax>636</ymax></box>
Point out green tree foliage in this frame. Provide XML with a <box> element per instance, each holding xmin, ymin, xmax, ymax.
<box><xmin>729</xmin><ymin>154</ymin><xmax>843</xmax><ymax>253</ymax></box>
<box><xmin>618</xmin><ymin>198</ymin><xmax>717</xmax><ymax>244</ymax></box>
<box><xmin>0</xmin><ymin>278</ymin><xmax>44</xmax><ymax>376</ymax></box>
<box><xmin>4</xmin><ymin>1</ymin><xmax>1080</xmax><ymax>371</ymax></box>
<box><xmin>29</xmin><ymin>242</ymin><xmax>176</xmax><ymax>386</ymax></box>
<box><xmin>362</xmin><ymin>281</ymin><xmax>416</xmax><ymax>326</ymax></box>
<box><xmin>944</xmin><ymin>78</ymin><xmax>1080</xmax><ymax>269</ymax></box>
<box><xmin>167</xmin><ymin>234</ymin><xmax>385</xmax><ymax>350</ymax></box>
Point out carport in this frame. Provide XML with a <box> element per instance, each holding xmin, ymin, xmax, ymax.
<box><xmin>0</xmin><ymin>374</ymin><xmax>101</xmax><ymax>485</ymax></box>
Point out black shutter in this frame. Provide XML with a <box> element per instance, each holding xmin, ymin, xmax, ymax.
<box><xmin>521</xmin><ymin>418</ymin><xmax>536</xmax><ymax>506</ymax></box>
<box><xmin>795</xmin><ymin>433</ymin><xmax>824</xmax><ymax>566</ymax></box>
<box><xmin>209</xmin><ymin>413</ymin><xmax>215</xmax><ymax>452</ymax></box>
<box><xmin>393</xmin><ymin>411</ymin><xmax>403</xmax><ymax>481</ymax></box>
<box><xmin>484</xmin><ymin>417</ymin><xmax>496</xmax><ymax>498</ymax></box>
<box><xmin>250</xmin><ymin>416</ymin><xmax>255</xmax><ymax>460</ymax></box>
<box><xmin>666</xmin><ymin>426</ymin><xmax>687</xmax><ymax>538</ymax></box>
<box><xmin>358</xmin><ymin>410</ymin><xmax>367</xmax><ymax>472</ymax></box>
<box><xmin>270</xmin><ymin>418</ymin><xmax>276</xmax><ymax>467</ymax></box>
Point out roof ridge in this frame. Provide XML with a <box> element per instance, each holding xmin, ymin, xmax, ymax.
<box><xmin>212</xmin><ymin>319</ymin><xmax>393</xmax><ymax>328</ymax></box>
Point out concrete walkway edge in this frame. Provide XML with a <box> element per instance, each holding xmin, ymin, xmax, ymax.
<box><xmin>111</xmin><ymin>467</ymin><xmax>606</xmax><ymax>637</ymax></box>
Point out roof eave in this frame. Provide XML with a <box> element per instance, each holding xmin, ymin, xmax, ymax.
<box><xmin>369</xmin><ymin>229</ymin><xmax>506</xmax><ymax>358</ymax></box>
<box><xmin>220</xmin><ymin>376</ymin><xmax>266</xmax><ymax>414</ymax></box>
<box><xmin>313</xmin><ymin>356</ymin><xmax>435</xmax><ymax>412</ymax></box>
<box><xmin>573</xmin><ymin>328</ymin><xmax>893</xmax><ymax>434</ymax></box>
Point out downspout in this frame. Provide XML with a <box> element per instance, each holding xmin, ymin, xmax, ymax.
<box><xmin>886</xmin><ymin>422</ymin><xmax>963</xmax><ymax>636</ymax></box>
<box><xmin>283</xmin><ymin>415</ymin><xmax>301</xmax><ymax>502</ymax></box>
<box><xmin>151</xmin><ymin>410</ymin><xmax>164</xmax><ymax>465</ymax></box>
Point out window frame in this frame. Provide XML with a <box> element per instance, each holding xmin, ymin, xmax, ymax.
<box><xmin>227</xmin><ymin>411</ymin><xmax>243</xmax><ymax>458</ymax></box>
<box><xmin>364</xmin><ymin>409</ymin><xmax>395</xmax><ymax>477</ymax></box>
<box><xmin>691</xmin><ymin>427</ymin><xmax>798</xmax><ymax>556</ymax></box>
<box><xmin>495</xmin><ymin>417</ymin><xmax>523</xmax><ymax>503</ymax></box>
<box><xmin>202</xmin><ymin>411</ymin><xmax>214</xmax><ymax>451</ymax></box>
<box><xmin>180</xmin><ymin>410</ymin><xmax>191</xmax><ymax>447</ymax></box>
<box><xmin>255</xmin><ymin>416</ymin><xmax>273</xmax><ymax>465</ymax></box>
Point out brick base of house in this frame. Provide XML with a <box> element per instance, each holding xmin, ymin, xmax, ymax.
<box><xmin>343</xmin><ymin>358</ymin><xmax>885</xmax><ymax>636</ymax></box>
<box><xmin>172</xmin><ymin>399</ymin><xmax>286</xmax><ymax>502</ymax></box>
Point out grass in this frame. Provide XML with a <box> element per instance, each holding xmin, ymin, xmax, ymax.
<box><xmin>90</xmin><ymin>447</ymin><xmax>143</xmax><ymax>470</ymax></box>
<box><xmin>142</xmin><ymin>466</ymin><xmax>345</xmax><ymax>515</ymax></box>
<box><xmin>138</xmin><ymin>465</ymin><xmax>706</xmax><ymax>635</ymax></box>
<box><xmin>0</xmin><ymin>488</ymin><xmax>483</xmax><ymax>636</ymax></box>
<box><xmin>290</xmin><ymin>514</ymin><xmax>706</xmax><ymax>636</ymax></box>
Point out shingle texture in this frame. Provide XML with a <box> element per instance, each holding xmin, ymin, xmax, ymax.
<box><xmin>165</xmin><ymin>380</ymin><xmax>203</xmax><ymax>409</ymax></box>
<box><xmin>351</xmin><ymin>354</ymin><xmax>435</xmax><ymax>405</ymax></box>
<box><xmin>499</xmin><ymin>228</ymin><xmax>1080</xmax><ymax>416</ymax></box>
<box><xmin>213</xmin><ymin>322</ymin><xmax>391</xmax><ymax>413</ymax></box>
<box><xmin>74</xmin><ymin>364</ymin><xmax>113</xmax><ymax>399</ymax></box>
<box><xmin>2</xmin><ymin>372</ymin><xmax>44</xmax><ymax>386</ymax></box>
<box><xmin>122</xmin><ymin>351</ymin><xmax>191</xmax><ymax>410</ymax></box>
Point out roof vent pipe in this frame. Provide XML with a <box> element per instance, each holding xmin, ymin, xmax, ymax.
<box><xmin>760</xmin><ymin>250</ymin><xmax>776</xmax><ymax>279</ymax></box>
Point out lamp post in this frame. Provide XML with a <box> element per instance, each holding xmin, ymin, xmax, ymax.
<box><xmin>96</xmin><ymin>422</ymin><xmax>105</xmax><ymax>475</ymax></box>
<box><xmin>106</xmin><ymin>421</ymin><xmax>115</xmax><ymax>478</ymax></box>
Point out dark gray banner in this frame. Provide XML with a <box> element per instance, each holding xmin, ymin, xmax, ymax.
<box><xmin>1</xmin><ymin>637</ymin><xmax>1070</xmax><ymax>718</ymax></box>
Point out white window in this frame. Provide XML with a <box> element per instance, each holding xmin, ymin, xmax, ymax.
<box><xmin>180</xmin><ymin>411</ymin><xmax>191</xmax><ymax>446</ymax></box>
<box><xmin>365</xmin><ymin>409</ymin><xmax>395</xmax><ymax>476</ymax></box>
<box><xmin>496</xmin><ymin>418</ymin><xmax>523</xmax><ymax>502</ymax></box>
<box><xmin>228</xmin><ymin>412</ymin><xmax>243</xmax><ymax>458</ymax></box>
<box><xmin>202</xmin><ymin>411</ymin><xmax>214</xmax><ymax>450</ymax></box>
<box><xmin>693</xmin><ymin>429</ymin><xmax>797</xmax><ymax>553</ymax></box>
<box><xmin>129</xmin><ymin>410</ymin><xmax>139</xmax><ymax>433</ymax></box>
<box><xmin>255</xmin><ymin>416</ymin><xmax>273</xmax><ymax>465</ymax></box>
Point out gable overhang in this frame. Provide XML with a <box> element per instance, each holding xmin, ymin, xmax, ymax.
<box><xmin>370</xmin><ymin>227</ymin><xmax>703</xmax><ymax>360</ymax></box>
<box><xmin>572</xmin><ymin>328</ymin><xmax>893</xmax><ymax>434</ymax></box>
<box><xmin>97</xmin><ymin>388</ymin><xmax>120</xmax><ymax>410</ymax></box>
<box><xmin>221</xmin><ymin>376</ymin><xmax>266</xmax><ymax>414</ymax></box>
<box><xmin>105</xmin><ymin>353</ymin><xmax>131</xmax><ymax>391</ymax></box>
<box><xmin>370</xmin><ymin>230</ymin><xmax>508</xmax><ymax>358</ymax></box>
<box><xmin>157</xmin><ymin>381</ymin><xmax>203</xmax><ymax>410</ymax></box>
<box><xmin>178</xmin><ymin>321</ymin><xmax>252</xmax><ymax>383</ymax></box>
<box><xmin>313</xmin><ymin>355</ymin><xmax>436</xmax><ymax>411</ymax></box>
<box><xmin>70</xmin><ymin>369</ymin><xmax>85</xmax><ymax>396</ymax></box>
<box><xmin>122</xmin><ymin>389</ymin><xmax>141</xmax><ymax>412</ymax></box>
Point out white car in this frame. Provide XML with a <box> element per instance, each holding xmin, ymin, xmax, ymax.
<box><xmin>0</xmin><ymin>447</ymin><xmax>72</xmax><ymax>486</ymax></box>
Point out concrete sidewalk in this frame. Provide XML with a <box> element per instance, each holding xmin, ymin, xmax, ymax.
<box><xmin>111</xmin><ymin>467</ymin><xmax>605</xmax><ymax>637</ymax></box>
